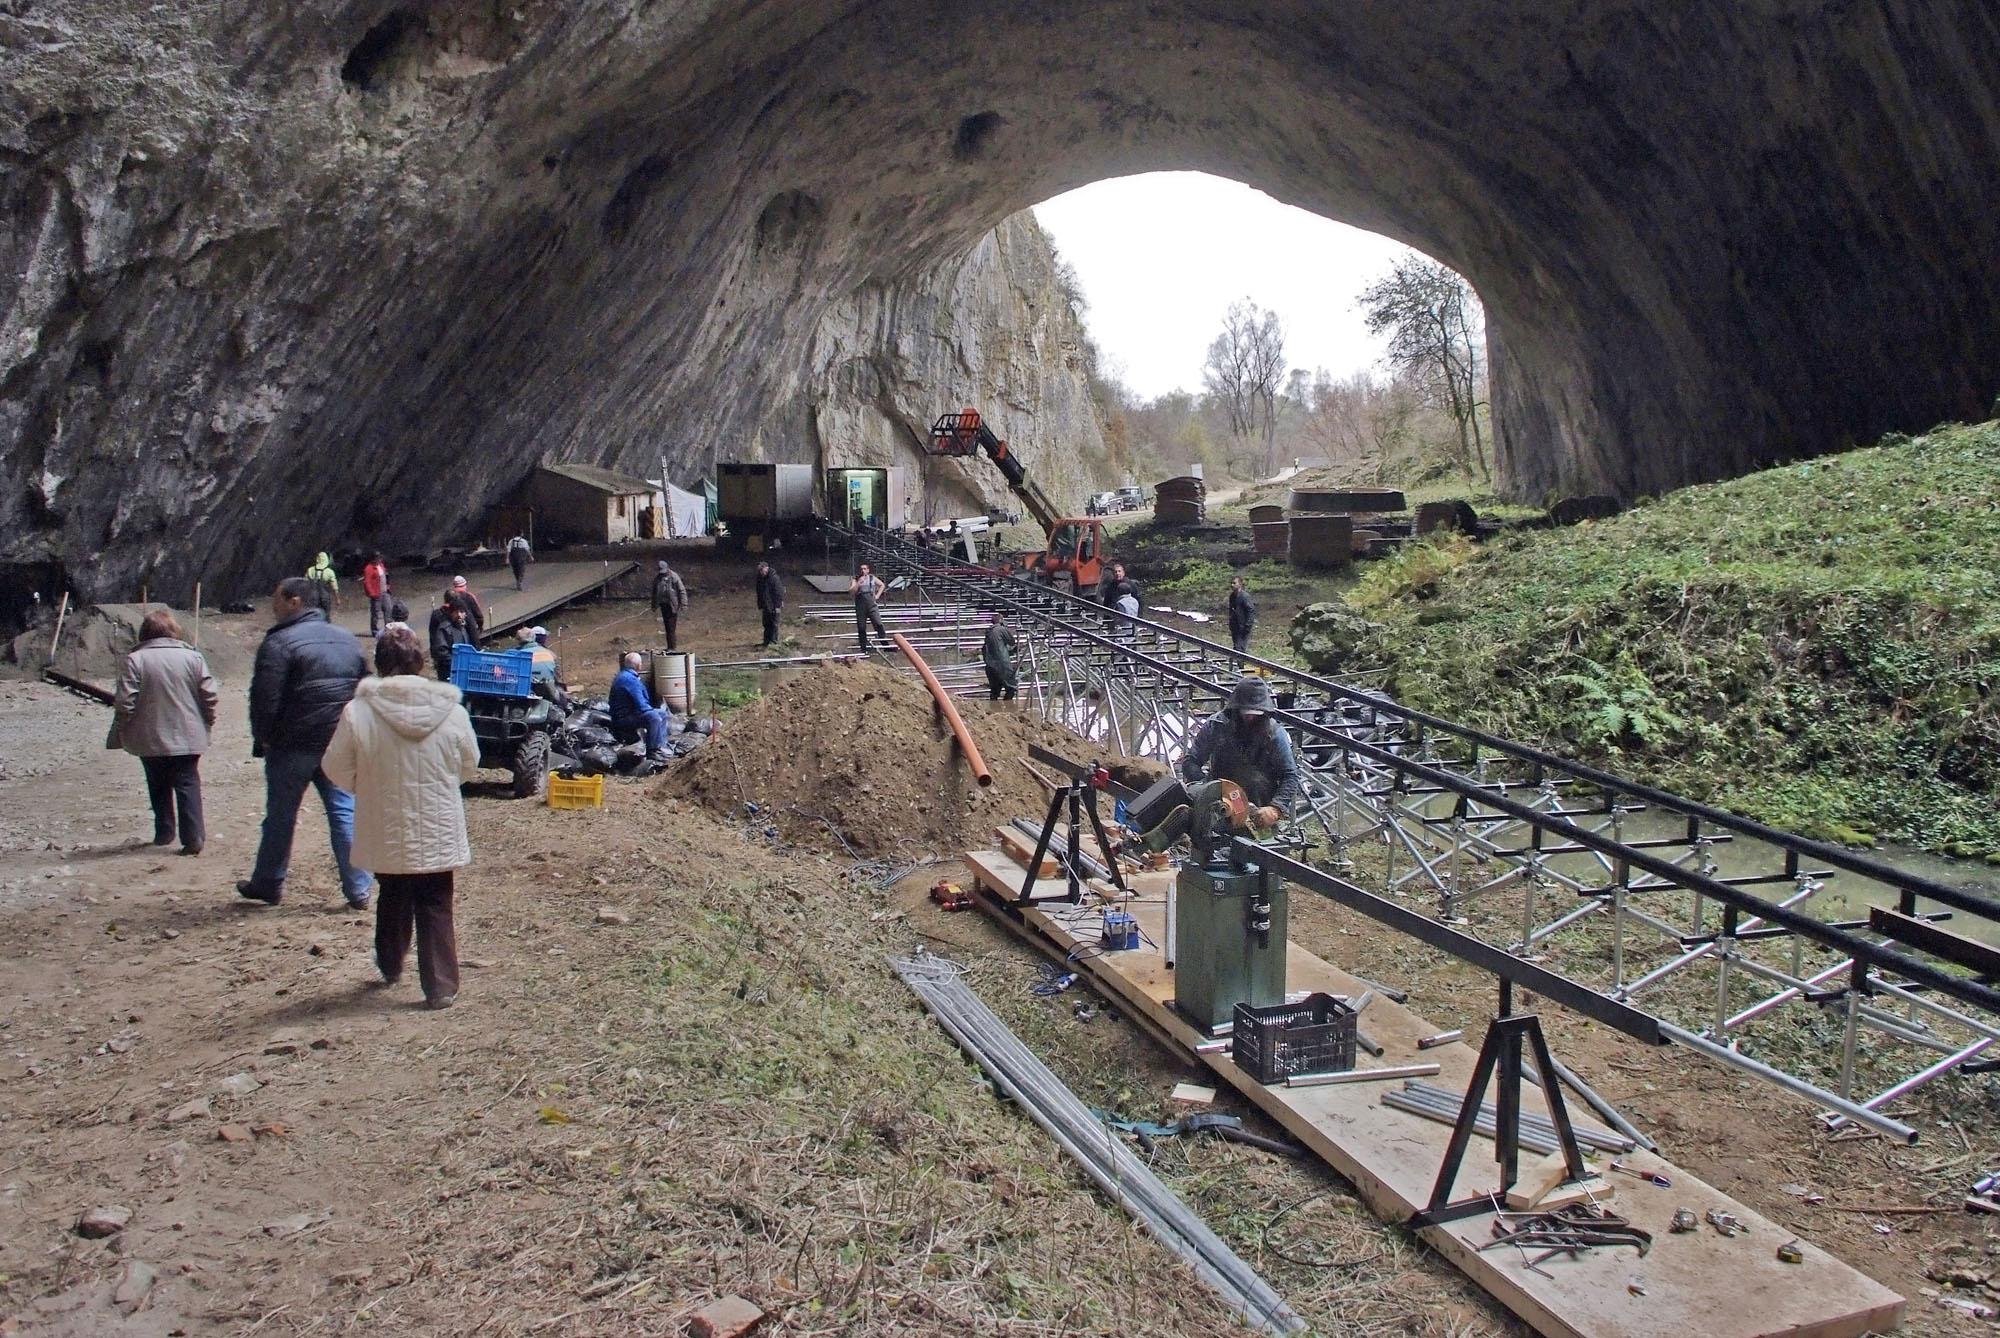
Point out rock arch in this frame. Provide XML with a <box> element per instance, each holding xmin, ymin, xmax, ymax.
<box><xmin>3</xmin><ymin>0</ymin><xmax>1996</xmax><ymax>597</ymax></box>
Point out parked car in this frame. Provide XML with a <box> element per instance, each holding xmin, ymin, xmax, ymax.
<box><xmin>1114</xmin><ymin>485</ymin><xmax>1146</xmax><ymax>511</ymax></box>
<box><xmin>1086</xmin><ymin>491</ymin><xmax>1120</xmax><ymax>516</ymax></box>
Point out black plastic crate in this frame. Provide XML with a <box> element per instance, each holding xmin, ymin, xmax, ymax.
<box><xmin>1233</xmin><ymin>993</ymin><xmax>1357</xmax><ymax>1085</ymax></box>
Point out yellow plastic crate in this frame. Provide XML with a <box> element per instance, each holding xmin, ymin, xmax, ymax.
<box><xmin>546</xmin><ymin>773</ymin><xmax>605</xmax><ymax>809</ymax></box>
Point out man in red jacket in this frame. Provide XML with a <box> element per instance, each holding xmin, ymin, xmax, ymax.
<box><xmin>362</xmin><ymin>554</ymin><xmax>392</xmax><ymax>636</ymax></box>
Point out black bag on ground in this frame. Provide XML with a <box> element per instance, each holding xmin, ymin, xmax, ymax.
<box><xmin>576</xmin><ymin>746</ymin><xmax>619</xmax><ymax>775</ymax></box>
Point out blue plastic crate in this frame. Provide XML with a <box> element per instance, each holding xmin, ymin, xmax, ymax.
<box><xmin>451</xmin><ymin>644</ymin><xmax>535</xmax><ymax>698</ymax></box>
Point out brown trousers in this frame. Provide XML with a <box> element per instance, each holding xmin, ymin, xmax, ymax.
<box><xmin>375</xmin><ymin>870</ymin><xmax>459</xmax><ymax>1002</ymax></box>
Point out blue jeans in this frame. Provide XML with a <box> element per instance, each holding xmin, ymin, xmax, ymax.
<box><xmin>618</xmin><ymin>708</ymin><xmax>671</xmax><ymax>754</ymax></box>
<box><xmin>248</xmin><ymin>749</ymin><xmax>372</xmax><ymax>903</ymax></box>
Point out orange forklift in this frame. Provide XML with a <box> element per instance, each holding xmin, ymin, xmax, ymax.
<box><xmin>925</xmin><ymin>409</ymin><xmax>1110</xmax><ymax>596</ymax></box>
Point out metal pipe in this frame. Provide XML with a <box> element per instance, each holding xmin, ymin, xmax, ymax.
<box><xmin>1658</xmin><ymin>1022</ymin><xmax>1918</xmax><ymax>1142</ymax></box>
<box><xmin>892</xmin><ymin>632</ymin><xmax>991</xmax><ymax>787</ymax></box>
<box><xmin>1288</xmin><ymin>1063</ymin><xmax>1441</xmax><ymax>1087</ymax></box>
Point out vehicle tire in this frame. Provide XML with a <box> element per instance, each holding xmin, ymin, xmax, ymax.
<box><xmin>511</xmin><ymin>731</ymin><xmax>550</xmax><ymax>800</ymax></box>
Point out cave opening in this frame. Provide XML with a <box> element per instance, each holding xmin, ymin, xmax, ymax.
<box><xmin>340</xmin><ymin>10</ymin><xmax>424</xmax><ymax>91</ymax></box>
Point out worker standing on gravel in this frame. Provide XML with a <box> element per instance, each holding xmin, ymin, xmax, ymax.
<box><xmin>754</xmin><ymin>561</ymin><xmax>784</xmax><ymax>648</ymax></box>
<box><xmin>506</xmin><ymin>534</ymin><xmax>533</xmax><ymax>591</ymax></box>
<box><xmin>652</xmin><ymin>560</ymin><xmax>688</xmax><ymax>650</ymax></box>
<box><xmin>113</xmin><ymin>609</ymin><xmax>219</xmax><ymax>856</ymax></box>
<box><xmin>1227</xmin><ymin>574</ymin><xmax>1256</xmax><ymax>655</ymax></box>
<box><xmin>305</xmin><ymin>552</ymin><xmax>339</xmax><ymax>613</ymax></box>
<box><xmin>362</xmin><ymin>553</ymin><xmax>393</xmax><ymax>636</ymax></box>
<box><xmin>982</xmin><ymin>613</ymin><xmax>1019</xmax><ymax>701</ymax></box>
<box><xmin>238</xmin><ymin>577</ymin><xmax>374</xmax><ymax>909</ymax></box>
<box><xmin>1177</xmin><ymin>676</ymin><xmax>1299</xmax><ymax>828</ymax></box>
<box><xmin>849</xmin><ymin>562</ymin><xmax>889</xmax><ymax>652</ymax></box>
<box><xmin>323</xmin><ymin>626</ymin><xmax>480</xmax><ymax>1011</ymax></box>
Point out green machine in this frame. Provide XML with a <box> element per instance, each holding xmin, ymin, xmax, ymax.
<box><xmin>1135</xmin><ymin>778</ymin><xmax>1291</xmax><ymax>1030</ymax></box>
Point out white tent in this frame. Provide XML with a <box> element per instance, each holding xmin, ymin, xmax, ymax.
<box><xmin>660</xmin><ymin>480</ymin><xmax>707</xmax><ymax>537</ymax></box>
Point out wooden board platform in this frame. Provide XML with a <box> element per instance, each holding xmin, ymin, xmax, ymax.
<box><xmin>963</xmin><ymin>848</ymin><xmax>1905</xmax><ymax>1338</ymax></box>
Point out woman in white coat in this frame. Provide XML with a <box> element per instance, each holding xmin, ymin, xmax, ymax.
<box><xmin>323</xmin><ymin>626</ymin><xmax>480</xmax><ymax>1009</ymax></box>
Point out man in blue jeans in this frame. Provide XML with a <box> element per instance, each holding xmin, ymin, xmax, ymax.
<box><xmin>609</xmin><ymin>652</ymin><xmax>672</xmax><ymax>762</ymax></box>
<box><xmin>237</xmin><ymin>577</ymin><xmax>374</xmax><ymax>908</ymax></box>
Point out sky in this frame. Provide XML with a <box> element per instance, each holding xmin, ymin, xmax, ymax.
<box><xmin>1032</xmin><ymin>172</ymin><xmax>1421</xmax><ymax>402</ymax></box>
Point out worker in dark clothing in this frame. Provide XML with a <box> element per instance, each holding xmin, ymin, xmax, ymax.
<box><xmin>506</xmin><ymin>534</ymin><xmax>533</xmax><ymax>591</ymax></box>
<box><xmin>754</xmin><ymin>562</ymin><xmax>784</xmax><ymax>649</ymax></box>
<box><xmin>428</xmin><ymin>598</ymin><xmax>472</xmax><ymax>680</ymax></box>
<box><xmin>1227</xmin><ymin>575</ymin><xmax>1257</xmax><ymax>655</ymax></box>
<box><xmin>446</xmin><ymin>576</ymin><xmax>484</xmax><ymax>642</ymax></box>
<box><xmin>1098</xmin><ymin>561</ymin><xmax>1141</xmax><ymax>614</ymax></box>
<box><xmin>850</xmin><ymin>562</ymin><xmax>889</xmax><ymax>651</ymax></box>
<box><xmin>237</xmin><ymin>577</ymin><xmax>373</xmax><ymax>908</ymax></box>
<box><xmin>1178</xmin><ymin>676</ymin><xmax>1300</xmax><ymax>829</ymax></box>
<box><xmin>653</xmin><ymin>560</ymin><xmax>688</xmax><ymax>649</ymax></box>
<box><xmin>982</xmin><ymin>613</ymin><xmax>1019</xmax><ymax>701</ymax></box>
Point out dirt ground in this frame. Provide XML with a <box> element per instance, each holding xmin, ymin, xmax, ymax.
<box><xmin>1</xmin><ymin>541</ymin><xmax>1993</xmax><ymax>1335</ymax></box>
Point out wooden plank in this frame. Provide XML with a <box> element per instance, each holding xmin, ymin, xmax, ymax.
<box><xmin>1869</xmin><ymin>905</ymin><xmax>2000</xmax><ymax>979</ymax></box>
<box><xmin>995</xmin><ymin>827</ymin><xmax>1059</xmax><ymax>878</ymax></box>
<box><xmin>963</xmin><ymin>848</ymin><xmax>1906</xmax><ymax>1338</ymax></box>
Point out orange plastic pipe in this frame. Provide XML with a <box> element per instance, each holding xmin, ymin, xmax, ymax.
<box><xmin>891</xmin><ymin>631</ymin><xmax>993</xmax><ymax>786</ymax></box>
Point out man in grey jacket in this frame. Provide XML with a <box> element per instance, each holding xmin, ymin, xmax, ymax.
<box><xmin>237</xmin><ymin>577</ymin><xmax>374</xmax><ymax>908</ymax></box>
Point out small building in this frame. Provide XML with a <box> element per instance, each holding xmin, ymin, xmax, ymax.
<box><xmin>825</xmin><ymin>466</ymin><xmax>907</xmax><ymax>530</ymax></box>
<box><xmin>525</xmin><ymin>462</ymin><xmax>661</xmax><ymax>544</ymax></box>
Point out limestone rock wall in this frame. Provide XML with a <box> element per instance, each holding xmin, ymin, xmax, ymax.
<box><xmin>4</xmin><ymin>1</ymin><xmax>1997</xmax><ymax>605</ymax></box>
<box><xmin>807</xmin><ymin>214</ymin><xmax>1110</xmax><ymax>522</ymax></box>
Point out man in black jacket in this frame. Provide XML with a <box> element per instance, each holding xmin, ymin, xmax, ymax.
<box><xmin>1227</xmin><ymin>574</ymin><xmax>1256</xmax><ymax>655</ymax></box>
<box><xmin>237</xmin><ymin>578</ymin><xmax>374</xmax><ymax>908</ymax></box>
<box><xmin>754</xmin><ymin>562</ymin><xmax>784</xmax><ymax>649</ymax></box>
<box><xmin>428</xmin><ymin>596</ymin><xmax>473</xmax><ymax>679</ymax></box>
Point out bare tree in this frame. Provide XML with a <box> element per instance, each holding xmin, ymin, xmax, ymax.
<box><xmin>1358</xmin><ymin>258</ymin><xmax>1489</xmax><ymax>480</ymax></box>
<box><xmin>1202</xmin><ymin>299</ymin><xmax>1288</xmax><ymax>475</ymax></box>
<box><xmin>1302</xmin><ymin>369</ymin><xmax>1421</xmax><ymax>482</ymax></box>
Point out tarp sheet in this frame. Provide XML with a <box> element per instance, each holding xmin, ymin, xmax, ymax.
<box><xmin>664</xmin><ymin>482</ymin><xmax>707</xmax><ymax>536</ymax></box>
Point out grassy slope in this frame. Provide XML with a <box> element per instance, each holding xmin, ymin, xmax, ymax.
<box><xmin>1353</xmin><ymin>421</ymin><xmax>2000</xmax><ymax>856</ymax></box>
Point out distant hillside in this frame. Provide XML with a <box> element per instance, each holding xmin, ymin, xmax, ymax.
<box><xmin>1353</xmin><ymin>421</ymin><xmax>2000</xmax><ymax>858</ymax></box>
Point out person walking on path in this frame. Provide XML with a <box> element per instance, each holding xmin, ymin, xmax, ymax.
<box><xmin>652</xmin><ymin>560</ymin><xmax>688</xmax><ymax>649</ymax></box>
<box><xmin>238</xmin><ymin>578</ymin><xmax>374</xmax><ymax>908</ymax></box>
<box><xmin>428</xmin><ymin>597</ymin><xmax>473</xmax><ymax>680</ymax></box>
<box><xmin>447</xmin><ymin>576</ymin><xmax>485</xmax><ymax>642</ymax></box>
<box><xmin>982</xmin><ymin>613</ymin><xmax>1019</xmax><ymax>701</ymax></box>
<box><xmin>323</xmin><ymin>627</ymin><xmax>480</xmax><ymax>1010</ymax></box>
<box><xmin>754</xmin><ymin>562</ymin><xmax>784</xmax><ymax>649</ymax></box>
<box><xmin>506</xmin><ymin>534</ymin><xmax>533</xmax><ymax>591</ymax></box>
<box><xmin>849</xmin><ymin>562</ymin><xmax>888</xmax><ymax>651</ymax></box>
<box><xmin>609</xmin><ymin>652</ymin><xmax>672</xmax><ymax>761</ymax></box>
<box><xmin>1227</xmin><ymin>575</ymin><xmax>1257</xmax><ymax>655</ymax></box>
<box><xmin>112</xmin><ymin>609</ymin><xmax>218</xmax><ymax>855</ymax></box>
<box><xmin>305</xmin><ymin>552</ymin><xmax>339</xmax><ymax>613</ymax></box>
<box><xmin>362</xmin><ymin>554</ymin><xmax>393</xmax><ymax>636</ymax></box>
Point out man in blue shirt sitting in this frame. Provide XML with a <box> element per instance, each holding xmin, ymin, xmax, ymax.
<box><xmin>609</xmin><ymin>652</ymin><xmax>671</xmax><ymax>762</ymax></box>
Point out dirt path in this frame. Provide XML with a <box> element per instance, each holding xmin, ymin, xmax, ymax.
<box><xmin>1</xmin><ymin>550</ymin><xmax>1986</xmax><ymax>1335</ymax></box>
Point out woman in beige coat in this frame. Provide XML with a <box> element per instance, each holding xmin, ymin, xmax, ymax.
<box><xmin>113</xmin><ymin>610</ymin><xmax>219</xmax><ymax>854</ymax></box>
<box><xmin>323</xmin><ymin>627</ymin><xmax>481</xmax><ymax>1009</ymax></box>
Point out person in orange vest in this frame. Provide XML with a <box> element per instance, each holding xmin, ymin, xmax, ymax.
<box><xmin>362</xmin><ymin>553</ymin><xmax>393</xmax><ymax>636</ymax></box>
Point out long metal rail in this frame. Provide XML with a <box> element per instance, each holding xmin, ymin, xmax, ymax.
<box><xmin>841</xmin><ymin>526</ymin><xmax>2000</xmax><ymax>1142</ymax></box>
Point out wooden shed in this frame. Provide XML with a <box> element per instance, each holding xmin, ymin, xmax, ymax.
<box><xmin>526</xmin><ymin>463</ymin><xmax>660</xmax><ymax>544</ymax></box>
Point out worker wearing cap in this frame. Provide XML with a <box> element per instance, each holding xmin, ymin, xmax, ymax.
<box><xmin>514</xmin><ymin>625</ymin><xmax>564</xmax><ymax>705</ymax></box>
<box><xmin>1177</xmin><ymin>676</ymin><xmax>1299</xmax><ymax>829</ymax></box>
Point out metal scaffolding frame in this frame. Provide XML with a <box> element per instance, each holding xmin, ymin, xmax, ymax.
<box><xmin>836</xmin><ymin>527</ymin><xmax>2000</xmax><ymax>1142</ymax></box>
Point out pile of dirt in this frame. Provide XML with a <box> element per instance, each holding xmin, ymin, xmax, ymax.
<box><xmin>657</xmin><ymin>660</ymin><xmax>1108</xmax><ymax>857</ymax></box>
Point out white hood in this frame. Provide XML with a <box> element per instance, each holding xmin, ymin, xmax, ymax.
<box><xmin>355</xmin><ymin>675</ymin><xmax>463</xmax><ymax>740</ymax></box>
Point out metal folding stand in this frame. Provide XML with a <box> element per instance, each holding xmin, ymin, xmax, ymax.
<box><xmin>1409</xmin><ymin>978</ymin><xmax>1591</xmax><ymax>1228</ymax></box>
<box><xmin>1019</xmin><ymin>776</ymin><xmax>1130</xmax><ymax>905</ymax></box>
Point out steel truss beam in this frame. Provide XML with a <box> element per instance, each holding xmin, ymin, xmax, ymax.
<box><xmin>839</xmin><ymin>528</ymin><xmax>2000</xmax><ymax>1137</ymax></box>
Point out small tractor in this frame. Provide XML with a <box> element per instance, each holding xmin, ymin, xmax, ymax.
<box><xmin>451</xmin><ymin>645</ymin><xmax>559</xmax><ymax>799</ymax></box>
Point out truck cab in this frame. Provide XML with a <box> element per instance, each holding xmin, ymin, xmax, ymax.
<box><xmin>1023</xmin><ymin>517</ymin><xmax>1108</xmax><ymax>594</ymax></box>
